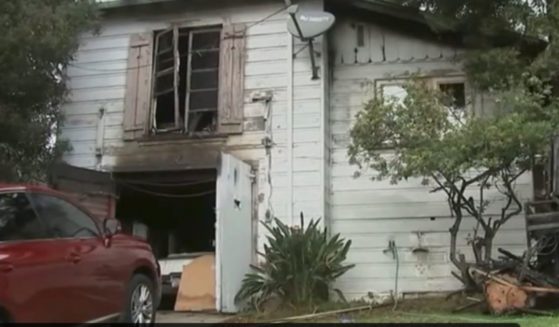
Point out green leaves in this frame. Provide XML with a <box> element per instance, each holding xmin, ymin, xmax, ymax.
<box><xmin>0</xmin><ymin>0</ymin><xmax>98</xmax><ymax>182</ymax></box>
<box><xmin>235</xmin><ymin>215</ymin><xmax>355</xmax><ymax>311</ymax></box>
<box><xmin>349</xmin><ymin>77</ymin><xmax>558</xmax><ymax>186</ymax></box>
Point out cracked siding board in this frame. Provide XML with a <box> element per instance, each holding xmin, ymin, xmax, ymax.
<box><xmin>328</xmin><ymin>21</ymin><xmax>533</xmax><ymax>300</ymax></box>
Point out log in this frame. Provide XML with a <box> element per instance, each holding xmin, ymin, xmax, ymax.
<box><xmin>498</xmin><ymin>248</ymin><xmax>524</xmax><ymax>262</ymax></box>
<box><xmin>485</xmin><ymin>276</ymin><xmax>533</xmax><ymax>314</ymax></box>
<box><xmin>470</xmin><ymin>266</ymin><xmax>559</xmax><ymax>294</ymax></box>
<box><xmin>270</xmin><ymin>302</ymin><xmax>392</xmax><ymax>323</ymax></box>
<box><xmin>513</xmin><ymin>265</ymin><xmax>559</xmax><ymax>288</ymax></box>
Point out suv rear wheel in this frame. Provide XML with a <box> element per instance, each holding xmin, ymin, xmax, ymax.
<box><xmin>120</xmin><ymin>274</ymin><xmax>157</xmax><ymax>324</ymax></box>
<box><xmin>0</xmin><ymin>307</ymin><xmax>11</xmax><ymax>324</ymax></box>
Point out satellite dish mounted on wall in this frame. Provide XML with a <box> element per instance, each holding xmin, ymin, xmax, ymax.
<box><xmin>287</xmin><ymin>11</ymin><xmax>336</xmax><ymax>40</ymax></box>
<box><xmin>286</xmin><ymin>5</ymin><xmax>336</xmax><ymax>80</ymax></box>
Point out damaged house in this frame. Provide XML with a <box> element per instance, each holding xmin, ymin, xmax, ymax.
<box><xmin>56</xmin><ymin>0</ymin><xmax>535</xmax><ymax>312</ymax></box>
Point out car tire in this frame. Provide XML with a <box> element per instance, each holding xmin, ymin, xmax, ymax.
<box><xmin>0</xmin><ymin>308</ymin><xmax>11</xmax><ymax>324</ymax></box>
<box><xmin>120</xmin><ymin>274</ymin><xmax>157</xmax><ymax>324</ymax></box>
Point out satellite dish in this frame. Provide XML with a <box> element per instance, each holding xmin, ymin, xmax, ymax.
<box><xmin>287</xmin><ymin>10</ymin><xmax>336</xmax><ymax>40</ymax></box>
<box><xmin>286</xmin><ymin>5</ymin><xmax>336</xmax><ymax>80</ymax></box>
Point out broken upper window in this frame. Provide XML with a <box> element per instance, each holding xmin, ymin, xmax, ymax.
<box><xmin>152</xmin><ymin>27</ymin><xmax>221</xmax><ymax>135</ymax></box>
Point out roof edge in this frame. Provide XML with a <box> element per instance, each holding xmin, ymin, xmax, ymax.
<box><xmin>97</xmin><ymin>0</ymin><xmax>178</xmax><ymax>10</ymax></box>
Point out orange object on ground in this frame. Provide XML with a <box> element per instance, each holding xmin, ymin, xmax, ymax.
<box><xmin>174</xmin><ymin>254</ymin><xmax>216</xmax><ymax>312</ymax></box>
<box><xmin>485</xmin><ymin>275</ymin><xmax>531</xmax><ymax>314</ymax></box>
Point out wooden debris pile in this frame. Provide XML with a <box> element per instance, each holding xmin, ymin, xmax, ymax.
<box><xmin>462</xmin><ymin>199</ymin><xmax>559</xmax><ymax>315</ymax></box>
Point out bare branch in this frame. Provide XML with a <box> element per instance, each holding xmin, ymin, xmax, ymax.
<box><xmin>446</xmin><ymin>174</ymin><xmax>491</xmax><ymax>232</ymax></box>
<box><xmin>431</xmin><ymin>173</ymin><xmax>452</xmax><ymax>198</ymax></box>
<box><xmin>499</xmin><ymin>196</ymin><xmax>513</xmax><ymax>224</ymax></box>
<box><xmin>463</xmin><ymin>169</ymin><xmax>499</xmax><ymax>187</ymax></box>
<box><xmin>511</xmin><ymin>168</ymin><xmax>528</xmax><ymax>183</ymax></box>
<box><xmin>499</xmin><ymin>182</ymin><xmax>523</xmax><ymax>228</ymax></box>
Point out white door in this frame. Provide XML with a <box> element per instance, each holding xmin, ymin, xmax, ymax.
<box><xmin>215</xmin><ymin>153</ymin><xmax>253</xmax><ymax>313</ymax></box>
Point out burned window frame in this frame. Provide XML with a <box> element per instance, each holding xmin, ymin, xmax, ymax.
<box><xmin>151</xmin><ymin>25</ymin><xmax>222</xmax><ymax>136</ymax></box>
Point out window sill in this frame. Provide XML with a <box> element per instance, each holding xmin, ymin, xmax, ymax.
<box><xmin>134</xmin><ymin>133</ymin><xmax>228</xmax><ymax>145</ymax></box>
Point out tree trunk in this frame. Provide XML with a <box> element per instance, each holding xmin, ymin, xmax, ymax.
<box><xmin>483</xmin><ymin>230</ymin><xmax>494</xmax><ymax>264</ymax></box>
<box><xmin>449</xmin><ymin>210</ymin><xmax>479</xmax><ymax>290</ymax></box>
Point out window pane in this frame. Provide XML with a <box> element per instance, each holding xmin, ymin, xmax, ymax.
<box><xmin>190</xmin><ymin>70</ymin><xmax>218</xmax><ymax>90</ymax></box>
<box><xmin>191</xmin><ymin>51</ymin><xmax>219</xmax><ymax>70</ymax></box>
<box><xmin>157</xmin><ymin>30</ymin><xmax>174</xmax><ymax>53</ymax></box>
<box><xmin>30</xmin><ymin>194</ymin><xmax>99</xmax><ymax>239</ymax></box>
<box><xmin>0</xmin><ymin>193</ymin><xmax>49</xmax><ymax>242</ymax></box>
<box><xmin>439</xmin><ymin>83</ymin><xmax>466</xmax><ymax>109</ymax></box>
<box><xmin>188</xmin><ymin>111</ymin><xmax>217</xmax><ymax>132</ymax></box>
<box><xmin>156</xmin><ymin>53</ymin><xmax>174</xmax><ymax>71</ymax></box>
<box><xmin>155</xmin><ymin>73</ymin><xmax>174</xmax><ymax>94</ymax></box>
<box><xmin>381</xmin><ymin>84</ymin><xmax>407</xmax><ymax>104</ymax></box>
<box><xmin>191</xmin><ymin>31</ymin><xmax>221</xmax><ymax>50</ymax></box>
<box><xmin>155</xmin><ymin>92</ymin><xmax>176</xmax><ymax>128</ymax></box>
<box><xmin>189</xmin><ymin>90</ymin><xmax>218</xmax><ymax>110</ymax></box>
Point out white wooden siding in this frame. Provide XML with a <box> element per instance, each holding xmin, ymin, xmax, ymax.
<box><xmin>328</xmin><ymin>18</ymin><xmax>533</xmax><ymax>300</ymax></box>
<box><xmin>61</xmin><ymin>1</ymin><xmax>327</xmax><ymax>256</ymax></box>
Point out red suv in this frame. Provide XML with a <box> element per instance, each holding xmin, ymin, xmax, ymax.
<box><xmin>0</xmin><ymin>184</ymin><xmax>161</xmax><ymax>323</ymax></box>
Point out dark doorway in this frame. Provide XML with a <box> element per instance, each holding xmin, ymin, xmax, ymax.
<box><xmin>115</xmin><ymin>170</ymin><xmax>217</xmax><ymax>259</ymax></box>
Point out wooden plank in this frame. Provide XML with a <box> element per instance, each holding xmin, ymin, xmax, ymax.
<box><xmin>69</xmin><ymin>73</ymin><xmax>126</xmax><ymax>90</ymax></box>
<box><xmin>331</xmin><ymin>216</ymin><xmax>526</xmax><ymax>234</ymax></box>
<box><xmin>123</xmin><ymin>32</ymin><xmax>153</xmax><ymax>140</ymax></box>
<box><xmin>344</xmin><ymin>230</ymin><xmax>527</xmax><ymax>250</ymax></box>
<box><xmin>526</xmin><ymin>212</ymin><xmax>559</xmax><ymax>223</ymax></box>
<box><xmin>74</xmin><ymin>48</ymin><xmax>128</xmax><ymax>65</ymax></box>
<box><xmin>334</xmin><ymin>277</ymin><xmax>461</xmax><ymax>295</ymax></box>
<box><xmin>527</xmin><ymin>222</ymin><xmax>559</xmax><ymax>232</ymax></box>
<box><xmin>174</xmin><ymin>254</ymin><xmax>216</xmax><ymax>312</ymax></box>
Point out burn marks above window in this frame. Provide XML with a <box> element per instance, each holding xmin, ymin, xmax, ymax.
<box><xmin>152</xmin><ymin>27</ymin><xmax>221</xmax><ymax>135</ymax></box>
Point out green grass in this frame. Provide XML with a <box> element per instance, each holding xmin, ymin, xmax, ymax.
<box><xmin>230</xmin><ymin>296</ymin><xmax>559</xmax><ymax>327</ymax></box>
<box><xmin>319</xmin><ymin>298</ymin><xmax>559</xmax><ymax>327</ymax></box>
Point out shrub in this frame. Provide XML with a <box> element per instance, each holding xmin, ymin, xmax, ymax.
<box><xmin>235</xmin><ymin>214</ymin><xmax>355</xmax><ymax>311</ymax></box>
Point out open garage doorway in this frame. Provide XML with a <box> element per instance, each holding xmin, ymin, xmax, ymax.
<box><xmin>114</xmin><ymin>169</ymin><xmax>217</xmax><ymax>310</ymax></box>
<box><xmin>112</xmin><ymin>154</ymin><xmax>253</xmax><ymax>313</ymax></box>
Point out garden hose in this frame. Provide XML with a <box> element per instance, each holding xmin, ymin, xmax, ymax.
<box><xmin>384</xmin><ymin>240</ymin><xmax>400</xmax><ymax>311</ymax></box>
<box><xmin>391</xmin><ymin>241</ymin><xmax>400</xmax><ymax>311</ymax></box>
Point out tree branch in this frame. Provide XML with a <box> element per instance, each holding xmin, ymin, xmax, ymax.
<box><xmin>492</xmin><ymin>167</ymin><xmax>526</xmax><ymax>231</ymax></box>
<box><xmin>443</xmin><ymin>173</ymin><xmax>492</xmax><ymax>232</ymax></box>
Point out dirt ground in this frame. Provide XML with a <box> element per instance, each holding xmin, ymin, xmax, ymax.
<box><xmin>228</xmin><ymin>295</ymin><xmax>559</xmax><ymax>327</ymax></box>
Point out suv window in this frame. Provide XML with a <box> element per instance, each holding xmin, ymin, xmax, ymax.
<box><xmin>29</xmin><ymin>193</ymin><xmax>99</xmax><ymax>239</ymax></box>
<box><xmin>0</xmin><ymin>192</ymin><xmax>50</xmax><ymax>242</ymax></box>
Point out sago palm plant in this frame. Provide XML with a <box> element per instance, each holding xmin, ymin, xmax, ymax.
<box><xmin>235</xmin><ymin>214</ymin><xmax>355</xmax><ymax>311</ymax></box>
